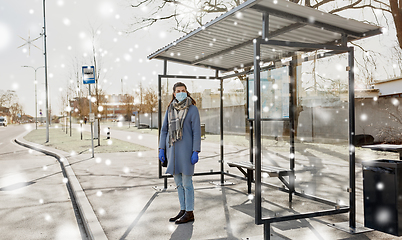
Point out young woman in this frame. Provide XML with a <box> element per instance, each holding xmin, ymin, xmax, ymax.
<box><xmin>158</xmin><ymin>82</ymin><xmax>201</xmax><ymax>224</ymax></box>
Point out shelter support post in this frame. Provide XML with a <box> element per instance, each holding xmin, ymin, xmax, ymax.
<box><xmin>163</xmin><ymin>61</ymin><xmax>168</xmax><ymax>189</ymax></box>
<box><xmin>288</xmin><ymin>54</ymin><xmax>300</xmax><ymax>203</ymax></box>
<box><xmin>348</xmin><ymin>47</ymin><xmax>356</xmax><ymax>228</ymax></box>
<box><xmin>157</xmin><ymin>60</ymin><xmax>168</xmax><ymax>189</ymax></box>
<box><xmin>253</xmin><ymin>38</ymin><xmax>263</xmax><ymax>225</ymax></box>
<box><xmin>262</xmin><ymin>13</ymin><xmax>269</xmax><ymax>40</ymax></box>
<box><xmin>264</xmin><ymin>223</ymin><xmax>270</xmax><ymax>240</ymax></box>
<box><xmin>158</xmin><ymin>75</ymin><xmax>164</xmax><ymax>187</ymax></box>
<box><xmin>246</xmin><ymin>76</ymin><xmax>253</xmax><ymax>194</ymax></box>
<box><xmin>248</xmin><ymin>120</ymin><xmax>254</xmax><ymax>194</ymax></box>
<box><xmin>219</xmin><ymin>71</ymin><xmax>225</xmax><ymax>184</ymax></box>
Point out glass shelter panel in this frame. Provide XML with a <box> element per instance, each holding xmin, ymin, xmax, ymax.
<box><xmin>221</xmin><ymin>77</ymin><xmax>249</xmax><ymax>162</ymax></box>
<box><xmin>250</xmin><ymin>53</ymin><xmax>350</xmax><ymax>219</ymax></box>
<box><xmin>294</xmin><ymin>55</ymin><xmax>350</xmax><ymax>206</ymax></box>
<box><xmin>248</xmin><ymin>67</ymin><xmax>290</xmax><ymax>120</ymax></box>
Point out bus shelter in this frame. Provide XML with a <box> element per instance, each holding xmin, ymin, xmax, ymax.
<box><xmin>148</xmin><ymin>0</ymin><xmax>381</xmax><ymax>239</ymax></box>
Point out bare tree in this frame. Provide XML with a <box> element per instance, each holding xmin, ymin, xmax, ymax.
<box><xmin>60</xmin><ymin>79</ymin><xmax>75</xmax><ymax>132</ymax></box>
<box><xmin>378</xmin><ymin>103</ymin><xmax>402</xmax><ymax>143</ymax></box>
<box><xmin>143</xmin><ymin>86</ymin><xmax>158</xmax><ymax>113</ymax></box>
<box><xmin>0</xmin><ymin>90</ymin><xmax>18</xmax><ymax>108</ymax></box>
<box><xmin>121</xmin><ymin>93</ymin><xmax>135</xmax><ymax>121</ymax></box>
<box><xmin>391</xmin><ymin>45</ymin><xmax>402</xmax><ymax>76</ymax></box>
<box><xmin>9</xmin><ymin>102</ymin><xmax>23</xmax><ymax>123</ymax></box>
<box><xmin>128</xmin><ymin>0</ymin><xmax>402</xmax><ymax>50</ymax></box>
<box><xmin>129</xmin><ymin>0</ymin><xmax>238</xmax><ymax>33</ymax></box>
<box><xmin>85</xmin><ymin>24</ymin><xmax>108</xmax><ymax>146</ymax></box>
<box><xmin>143</xmin><ymin>86</ymin><xmax>158</xmax><ymax>128</ymax></box>
<box><xmin>136</xmin><ymin>82</ymin><xmax>145</xmax><ymax>125</ymax></box>
<box><xmin>69</xmin><ymin>56</ymin><xmax>91</xmax><ymax>120</ymax></box>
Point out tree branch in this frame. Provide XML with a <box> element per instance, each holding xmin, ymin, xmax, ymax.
<box><xmin>311</xmin><ymin>0</ymin><xmax>335</xmax><ymax>9</ymax></box>
<box><xmin>328</xmin><ymin>0</ymin><xmax>362</xmax><ymax>13</ymax></box>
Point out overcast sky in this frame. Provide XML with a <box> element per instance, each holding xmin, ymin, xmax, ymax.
<box><xmin>0</xmin><ymin>0</ymin><xmax>217</xmax><ymax>116</ymax></box>
<box><xmin>0</xmin><ymin>0</ymin><xmax>400</xmax><ymax>117</ymax></box>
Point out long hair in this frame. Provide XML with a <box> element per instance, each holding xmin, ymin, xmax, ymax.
<box><xmin>168</xmin><ymin>82</ymin><xmax>196</xmax><ymax>106</ymax></box>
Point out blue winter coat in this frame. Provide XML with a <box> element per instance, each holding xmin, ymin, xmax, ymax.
<box><xmin>159</xmin><ymin>105</ymin><xmax>201</xmax><ymax>176</ymax></box>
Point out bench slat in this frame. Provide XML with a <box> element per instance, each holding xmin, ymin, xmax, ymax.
<box><xmin>227</xmin><ymin>161</ymin><xmax>290</xmax><ymax>177</ymax></box>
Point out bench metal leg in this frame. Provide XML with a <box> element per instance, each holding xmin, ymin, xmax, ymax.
<box><xmin>289</xmin><ymin>172</ymin><xmax>295</xmax><ymax>203</ymax></box>
<box><xmin>247</xmin><ymin>169</ymin><xmax>253</xmax><ymax>194</ymax></box>
<box><xmin>264</xmin><ymin>223</ymin><xmax>270</xmax><ymax>240</ymax></box>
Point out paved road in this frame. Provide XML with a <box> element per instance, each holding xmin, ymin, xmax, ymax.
<box><xmin>0</xmin><ymin>125</ymin><xmax>86</xmax><ymax>240</ymax></box>
<box><xmin>11</xmin><ymin>123</ymin><xmax>401</xmax><ymax>239</ymax></box>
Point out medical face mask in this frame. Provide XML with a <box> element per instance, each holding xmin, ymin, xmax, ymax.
<box><xmin>176</xmin><ymin>92</ymin><xmax>187</xmax><ymax>102</ymax></box>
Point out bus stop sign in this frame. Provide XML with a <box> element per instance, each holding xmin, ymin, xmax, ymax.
<box><xmin>82</xmin><ymin>66</ymin><xmax>95</xmax><ymax>84</ymax></box>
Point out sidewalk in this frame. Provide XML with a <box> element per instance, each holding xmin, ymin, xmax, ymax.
<box><xmin>18</xmin><ymin>125</ymin><xmax>402</xmax><ymax>239</ymax></box>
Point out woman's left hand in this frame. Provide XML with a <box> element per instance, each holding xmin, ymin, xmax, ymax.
<box><xmin>191</xmin><ymin>151</ymin><xmax>199</xmax><ymax>165</ymax></box>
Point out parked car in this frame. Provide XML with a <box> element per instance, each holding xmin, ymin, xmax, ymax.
<box><xmin>0</xmin><ymin>116</ymin><xmax>7</xmax><ymax>127</ymax></box>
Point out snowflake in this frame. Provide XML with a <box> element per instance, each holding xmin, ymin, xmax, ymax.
<box><xmin>376</xmin><ymin>182</ymin><xmax>384</xmax><ymax>190</ymax></box>
<box><xmin>98</xmin><ymin>208</ymin><xmax>106</xmax><ymax>215</ymax></box>
<box><xmin>375</xmin><ymin>208</ymin><xmax>391</xmax><ymax>225</ymax></box>
<box><xmin>45</xmin><ymin>214</ymin><xmax>52</xmax><ymax>222</ymax></box>
<box><xmin>63</xmin><ymin>18</ymin><xmax>71</xmax><ymax>26</ymax></box>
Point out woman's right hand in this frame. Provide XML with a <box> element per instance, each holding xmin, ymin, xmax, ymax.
<box><xmin>159</xmin><ymin>149</ymin><xmax>165</xmax><ymax>163</ymax></box>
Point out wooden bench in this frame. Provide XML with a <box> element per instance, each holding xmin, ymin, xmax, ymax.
<box><xmin>227</xmin><ymin>161</ymin><xmax>293</xmax><ymax>195</ymax></box>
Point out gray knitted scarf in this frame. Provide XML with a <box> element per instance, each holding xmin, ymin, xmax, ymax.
<box><xmin>168</xmin><ymin>97</ymin><xmax>192</xmax><ymax>147</ymax></box>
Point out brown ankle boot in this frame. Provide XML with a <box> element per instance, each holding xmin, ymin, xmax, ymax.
<box><xmin>169</xmin><ymin>210</ymin><xmax>185</xmax><ymax>222</ymax></box>
<box><xmin>175</xmin><ymin>211</ymin><xmax>194</xmax><ymax>224</ymax></box>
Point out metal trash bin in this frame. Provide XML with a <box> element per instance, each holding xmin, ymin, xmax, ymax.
<box><xmin>362</xmin><ymin>159</ymin><xmax>402</xmax><ymax>236</ymax></box>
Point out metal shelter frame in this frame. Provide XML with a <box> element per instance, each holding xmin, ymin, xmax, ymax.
<box><xmin>150</xmin><ymin>0</ymin><xmax>382</xmax><ymax>239</ymax></box>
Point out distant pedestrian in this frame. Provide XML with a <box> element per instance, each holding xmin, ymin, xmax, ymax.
<box><xmin>84</xmin><ymin>117</ymin><xmax>87</xmax><ymax>124</ymax></box>
<box><xmin>159</xmin><ymin>82</ymin><xmax>201</xmax><ymax>224</ymax></box>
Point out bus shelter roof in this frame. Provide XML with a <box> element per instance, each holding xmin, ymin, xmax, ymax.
<box><xmin>148</xmin><ymin>0</ymin><xmax>382</xmax><ymax>72</ymax></box>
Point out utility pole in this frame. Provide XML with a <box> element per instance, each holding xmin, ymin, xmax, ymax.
<box><xmin>22</xmin><ymin>66</ymin><xmax>44</xmax><ymax>130</ymax></box>
<box><xmin>69</xmin><ymin>101</ymin><xmax>72</xmax><ymax>137</ymax></box>
<box><xmin>89</xmin><ymin>85</ymin><xmax>94</xmax><ymax>158</ymax></box>
<box><xmin>42</xmin><ymin>0</ymin><xmax>50</xmax><ymax>142</ymax></box>
<box><xmin>121</xmin><ymin>78</ymin><xmax>123</xmax><ymax>95</ymax></box>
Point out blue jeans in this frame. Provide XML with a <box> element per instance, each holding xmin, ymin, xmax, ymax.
<box><xmin>173</xmin><ymin>174</ymin><xmax>194</xmax><ymax>211</ymax></box>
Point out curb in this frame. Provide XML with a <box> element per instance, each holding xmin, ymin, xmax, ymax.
<box><xmin>15</xmin><ymin>132</ymin><xmax>108</xmax><ymax>240</ymax></box>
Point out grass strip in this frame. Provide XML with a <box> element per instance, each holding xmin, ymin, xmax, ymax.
<box><xmin>24</xmin><ymin>127</ymin><xmax>151</xmax><ymax>154</ymax></box>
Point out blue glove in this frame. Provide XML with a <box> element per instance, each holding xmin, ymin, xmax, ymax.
<box><xmin>191</xmin><ymin>151</ymin><xmax>199</xmax><ymax>165</ymax></box>
<box><xmin>159</xmin><ymin>149</ymin><xmax>165</xmax><ymax>163</ymax></box>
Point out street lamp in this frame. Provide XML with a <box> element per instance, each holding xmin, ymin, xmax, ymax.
<box><xmin>22</xmin><ymin>65</ymin><xmax>44</xmax><ymax>130</ymax></box>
